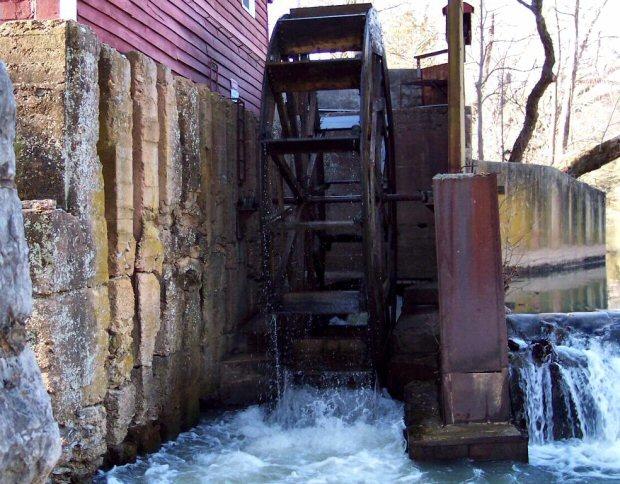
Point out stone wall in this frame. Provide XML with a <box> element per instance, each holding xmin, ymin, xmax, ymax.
<box><xmin>0</xmin><ymin>62</ymin><xmax>61</xmax><ymax>483</ymax></box>
<box><xmin>478</xmin><ymin>161</ymin><xmax>606</xmax><ymax>273</ymax></box>
<box><xmin>0</xmin><ymin>19</ymin><xmax>266</xmax><ymax>480</ymax></box>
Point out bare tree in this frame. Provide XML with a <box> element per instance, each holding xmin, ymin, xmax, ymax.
<box><xmin>508</xmin><ymin>0</ymin><xmax>555</xmax><ymax>163</ymax></box>
<box><xmin>551</xmin><ymin>0</ymin><xmax>564</xmax><ymax>165</ymax></box>
<box><xmin>474</xmin><ymin>0</ymin><xmax>495</xmax><ymax>161</ymax></box>
<box><xmin>561</xmin><ymin>0</ymin><xmax>608</xmax><ymax>153</ymax></box>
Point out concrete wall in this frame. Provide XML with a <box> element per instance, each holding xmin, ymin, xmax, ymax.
<box><xmin>0</xmin><ymin>19</ymin><xmax>267</xmax><ymax>480</ymax></box>
<box><xmin>478</xmin><ymin>161</ymin><xmax>606</xmax><ymax>273</ymax></box>
<box><xmin>0</xmin><ymin>61</ymin><xmax>61</xmax><ymax>484</ymax></box>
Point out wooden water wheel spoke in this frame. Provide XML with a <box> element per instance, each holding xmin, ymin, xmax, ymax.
<box><xmin>259</xmin><ymin>4</ymin><xmax>397</xmax><ymax>383</ymax></box>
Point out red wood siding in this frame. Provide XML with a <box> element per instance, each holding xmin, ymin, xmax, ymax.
<box><xmin>77</xmin><ymin>0</ymin><xmax>268</xmax><ymax>113</ymax></box>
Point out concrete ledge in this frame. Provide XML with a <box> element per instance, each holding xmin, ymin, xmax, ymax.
<box><xmin>407</xmin><ymin>422</ymin><xmax>528</xmax><ymax>462</ymax></box>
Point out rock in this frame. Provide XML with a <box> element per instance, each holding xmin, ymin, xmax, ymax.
<box><xmin>0</xmin><ymin>347</ymin><xmax>61</xmax><ymax>483</ymax></box>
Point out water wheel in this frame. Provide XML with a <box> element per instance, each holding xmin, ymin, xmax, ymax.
<box><xmin>259</xmin><ymin>4</ymin><xmax>396</xmax><ymax>384</ymax></box>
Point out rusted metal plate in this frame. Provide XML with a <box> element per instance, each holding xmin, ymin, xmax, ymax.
<box><xmin>433</xmin><ymin>173</ymin><xmax>508</xmax><ymax>374</ymax></box>
<box><xmin>441</xmin><ymin>369</ymin><xmax>510</xmax><ymax>424</ymax></box>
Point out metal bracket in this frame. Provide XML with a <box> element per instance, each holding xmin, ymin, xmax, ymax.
<box><xmin>233</xmin><ymin>99</ymin><xmax>246</xmax><ymax>186</ymax></box>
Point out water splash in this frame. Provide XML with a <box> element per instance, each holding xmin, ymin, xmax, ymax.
<box><xmin>511</xmin><ymin>323</ymin><xmax>620</xmax><ymax>479</ymax></box>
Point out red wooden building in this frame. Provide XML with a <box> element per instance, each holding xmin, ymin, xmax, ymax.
<box><xmin>0</xmin><ymin>0</ymin><xmax>269</xmax><ymax>112</ymax></box>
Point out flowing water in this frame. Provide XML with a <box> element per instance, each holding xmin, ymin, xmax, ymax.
<box><xmin>509</xmin><ymin>315</ymin><xmax>620</xmax><ymax>481</ymax></box>
<box><xmin>101</xmin><ymin>282</ymin><xmax>620</xmax><ymax>483</ymax></box>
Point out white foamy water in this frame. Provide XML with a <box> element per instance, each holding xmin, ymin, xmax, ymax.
<box><xmin>513</xmin><ymin>323</ymin><xmax>620</xmax><ymax>481</ymax></box>
<box><xmin>101</xmin><ymin>322</ymin><xmax>620</xmax><ymax>483</ymax></box>
<box><xmin>100</xmin><ymin>385</ymin><xmax>542</xmax><ymax>484</ymax></box>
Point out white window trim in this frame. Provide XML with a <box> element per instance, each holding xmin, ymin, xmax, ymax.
<box><xmin>241</xmin><ymin>0</ymin><xmax>256</xmax><ymax>18</ymax></box>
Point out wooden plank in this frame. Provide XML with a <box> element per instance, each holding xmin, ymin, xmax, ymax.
<box><xmin>265</xmin><ymin>136</ymin><xmax>359</xmax><ymax>155</ymax></box>
<box><xmin>447</xmin><ymin>0</ymin><xmax>466</xmax><ymax>173</ymax></box>
<box><xmin>269</xmin><ymin>153</ymin><xmax>305</xmax><ymax>201</ymax></box>
<box><xmin>278</xmin><ymin>14</ymin><xmax>366</xmax><ymax>55</ymax></box>
<box><xmin>283</xmin><ymin>220</ymin><xmax>359</xmax><ymax>231</ymax></box>
<box><xmin>278</xmin><ymin>290</ymin><xmax>361</xmax><ymax>314</ymax></box>
<box><xmin>267</xmin><ymin>59</ymin><xmax>362</xmax><ymax>92</ymax></box>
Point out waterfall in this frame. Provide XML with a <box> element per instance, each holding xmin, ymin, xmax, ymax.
<box><xmin>510</xmin><ymin>314</ymin><xmax>620</xmax><ymax>478</ymax></box>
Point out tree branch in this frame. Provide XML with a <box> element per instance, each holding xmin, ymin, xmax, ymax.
<box><xmin>564</xmin><ymin>135</ymin><xmax>620</xmax><ymax>177</ymax></box>
<box><xmin>508</xmin><ymin>0</ymin><xmax>556</xmax><ymax>162</ymax></box>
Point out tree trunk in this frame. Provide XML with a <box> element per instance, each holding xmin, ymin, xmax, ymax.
<box><xmin>551</xmin><ymin>0</ymin><xmax>563</xmax><ymax>165</ymax></box>
<box><xmin>562</xmin><ymin>0</ymin><xmax>580</xmax><ymax>153</ymax></box>
<box><xmin>565</xmin><ymin>135</ymin><xmax>620</xmax><ymax>177</ymax></box>
<box><xmin>476</xmin><ymin>0</ymin><xmax>485</xmax><ymax>161</ymax></box>
<box><xmin>508</xmin><ymin>0</ymin><xmax>555</xmax><ymax>163</ymax></box>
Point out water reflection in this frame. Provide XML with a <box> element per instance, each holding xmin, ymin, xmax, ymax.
<box><xmin>506</xmin><ymin>265</ymin><xmax>608</xmax><ymax>313</ymax></box>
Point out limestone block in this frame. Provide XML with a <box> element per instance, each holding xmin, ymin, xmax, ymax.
<box><xmin>155</xmin><ymin>264</ymin><xmax>184</xmax><ymax>356</ymax></box>
<box><xmin>224</xmin><ymin>100</ymin><xmax>239</xmax><ymax>243</ymax></box>
<box><xmin>105</xmin><ymin>383</ymin><xmax>135</xmax><ymax>446</ymax></box>
<box><xmin>175</xmin><ymin>78</ymin><xmax>202</xmax><ymax>209</ymax></box>
<box><xmin>210</xmin><ymin>95</ymin><xmax>228</xmax><ymax>245</ymax></box>
<box><xmin>0</xmin><ymin>21</ymin><xmax>108</xmax><ymax>285</ymax></box>
<box><xmin>82</xmin><ymin>284</ymin><xmax>111</xmax><ymax>408</ymax></box>
<box><xmin>135</xmin><ymin>220</ymin><xmax>163</xmax><ymax>275</ymax></box>
<box><xmin>0</xmin><ymin>60</ymin><xmax>61</xmax><ymax>483</ymax></box>
<box><xmin>107</xmin><ymin>277</ymin><xmax>135</xmax><ymax>387</ymax></box>
<box><xmin>130</xmin><ymin>365</ymin><xmax>159</xmax><ymax>426</ymax></box>
<box><xmin>135</xmin><ymin>272</ymin><xmax>161</xmax><ymax>367</ymax></box>
<box><xmin>157</xmin><ymin>65</ymin><xmax>181</xmax><ymax>223</ymax></box>
<box><xmin>202</xmin><ymin>247</ymin><xmax>228</xmax><ymax>345</ymax></box>
<box><xmin>181</xmin><ymin>286</ymin><xmax>204</xmax><ymax>350</ymax></box>
<box><xmin>153</xmin><ymin>349</ymin><xmax>203</xmax><ymax>438</ymax></box>
<box><xmin>198</xmin><ymin>85</ymin><xmax>213</xmax><ymax>235</ymax></box>
<box><xmin>0</xmin><ymin>20</ymin><xmax>69</xmax><ymax>204</ymax></box>
<box><xmin>128</xmin><ymin>51</ymin><xmax>159</xmax><ymax>239</ymax></box>
<box><xmin>99</xmin><ymin>44</ymin><xmax>135</xmax><ymax>277</ymax></box>
<box><xmin>53</xmin><ymin>404</ymin><xmax>107</xmax><ymax>481</ymax></box>
<box><xmin>23</xmin><ymin>208</ymin><xmax>94</xmax><ymax>296</ymax></box>
<box><xmin>153</xmin><ymin>355</ymin><xmax>182</xmax><ymax>439</ymax></box>
<box><xmin>28</xmin><ymin>287</ymin><xmax>110</xmax><ymax>424</ymax></box>
<box><xmin>65</xmin><ymin>22</ymin><xmax>108</xmax><ymax>285</ymax></box>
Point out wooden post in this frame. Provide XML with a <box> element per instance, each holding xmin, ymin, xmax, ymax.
<box><xmin>447</xmin><ymin>0</ymin><xmax>465</xmax><ymax>173</ymax></box>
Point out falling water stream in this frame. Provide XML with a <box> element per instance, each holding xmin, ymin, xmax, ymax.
<box><xmin>101</xmin><ymin>302</ymin><xmax>620</xmax><ymax>482</ymax></box>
